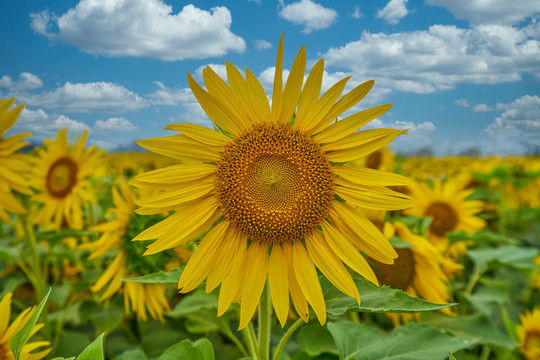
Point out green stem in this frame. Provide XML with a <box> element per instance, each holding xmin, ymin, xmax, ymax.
<box><xmin>258</xmin><ymin>282</ymin><xmax>271</xmax><ymax>360</ymax></box>
<box><xmin>20</xmin><ymin>214</ymin><xmax>44</xmax><ymax>300</ymax></box>
<box><xmin>242</xmin><ymin>322</ymin><xmax>259</xmax><ymax>360</ymax></box>
<box><xmin>219</xmin><ymin>319</ymin><xmax>248</xmax><ymax>357</ymax></box>
<box><xmin>272</xmin><ymin>319</ymin><xmax>304</xmax><ymax>360</ymax></box>
<box><xmin>464</xmin><ymin>267</ymin><xmax>480</xmax><ymax>295</ymax></box>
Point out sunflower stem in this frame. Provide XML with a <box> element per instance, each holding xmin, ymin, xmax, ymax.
<box><xmin>272</xmin><ymin>318</ymin><xmax>304</xmax><ymax>360</ymax></box>
<box><xmin>242</xmin><ymin>321</ymin><xmax>259</xmax><ymax>360</ymax></box>
<box><xmin>258</xmin><ymin>282</ymin><xmax>271</xmax><ymax>360</ymax></box>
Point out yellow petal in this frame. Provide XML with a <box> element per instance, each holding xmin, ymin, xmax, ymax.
<box><xmin>295</xmin><ymin>59</ymin><xmax>324</xmax><ymax>130</ymax></box>
<box><xmin>136</xmin><ymin>134</ymin><xmax>220</xmax><ymax>162</ymax></box>
<box><xmin>245</xmin><ymin>68</ymin><xmax>271</xmax><ymax>122</ymax></box>
<box><xmin>335</xmin><ymin>185</ymin><xmax>416</xmax><ymax>210</ymax></box>
<box><xmin>280</xmin><ymin>46</ymin><xmax>306</xmax><ymax>124</ymax></box>
<box><xmin>305</xmin><ymin>231</ymin><xmax>360</xmax><ymax>305</ymax></box>
<box><xmin>311</xmin><ymin>80</ymin><xmax>375</xmax><ymax>135</ymax></box>
<box><xmin>164</xmin><ymin>123</ymin><xmax>230</xmax><ymax>148</ymax></box>
<box><xmin>268</xmin><ymin>245</ymin><xmax>289</xmax><ymax>328</ymax></box>
<box><xmin>225</xmin><ymin>61</ymin><xmax>259</xmax><ymax>125</ymax></box>
<box><xmin>323</xmin><ymin>128</ymin><xmax>402</xmax><ymax>151</ymax></box>
<box><xmin>321</xmin><ymin>221</ymin><xmax>379</xmax><ymax>286</ymax></box>
<box><xmin>218</xmin><ymin>237</ymin><xmax>248</xmax><ymax>316</ymax></box>
<box><xmin>131</xmin><ymin>163</ymin><xmax>216</xmax><ymax>187</ymax></box>
<box><xmin>314</xmin><ymin>103</ymin><xmax>393</xmax><ymax>143</ymax></box>
<box><xmin>283</xmin><ymin>242</ymin><xmax>309</xmax><ymax>322</ymax></box>
<box><xmin>332</xmin><ymin>165</ymin><xmax>414</xmax><ymax>187</ymax></box>
<box><xmin>291</xmin><ymin>242</ymin><xmax>326</xmax><ymax>325</ymax></box>
<box><xmin>326</xmin><ymin>129</ymin><xmax>407</xmax><ymax>162</ymax></box>
<box><xmin>238</xmin><ymin>242</ymin><xmax>269</xmax><ymax>330</ymax></box>
<box><xmin>271</xmin><ymin>33</ymin><xmax>285</xmax><ymax>123</ymax></box>
<box><xmin>135</xmin><ymin>177</ymin><xmax>214</xmax><ymax>209</ymax></box>
<box><xmin>0</xmin><ymin>292</ymin><xmax>12</xmax><ymax>336</ymax></box>
<box><xmin>205</xmin><ymin>229</ymin><xmax>242</xmax><ymax>293</ymax></box>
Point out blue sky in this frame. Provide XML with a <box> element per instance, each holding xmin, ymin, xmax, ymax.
<box><xmin>1</xmin><ymin>0</ymin><xmax>539</xmax><ymax>155</ymax></box>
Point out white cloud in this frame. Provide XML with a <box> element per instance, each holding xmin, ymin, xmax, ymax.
<box><xmin>278</xmin><ymin>0</ymin><xmax>338</xmax><ymax>34</ymax></box>
<box><xmin>30</xmin><ymin>0</ymin><xmax>245</xmax><ymax>61</ymax></box>
<box><xmin>0</xmin><ymin>73</ymin><xmax>43</xmax><ymax>91</ymax></box>
<box><xmin>472</xmin><ymin>103</ymin><xmax>494</xmax><ymax>112</ymax></box>
<box><xmin>322</xmin><ymin>25</ymin><xmax>540</xmax><ymax>95</ymax></box>
<box><xmin>376</xmin><ymin>0</ymin><xmax>409</xmax><ymax>25</ymax></box>
<box><xmin>363</xmin><ymin>118</ymin><xmax>436</xmax><ymax>151</ymax></box>
<box><xmin>146</xmin><ymin>81</ymin><xmax>192</xmax><ymax>106</ymax></box>
<box><xmin>255</xmin><ymin>39</ymin><xmax>273</xmax><ymax>50</ymax></box>
<box><xmin>351</xmin><ymin>6</ymin><xmax>363</xmax><ymax>19</ymax></box>
<box><xmin>94</xmin><ymin>117</ymin><xmax>139</xmax><ymax>132</ymax></box>
<box><xmin>18</xmin><ymin>81</ymin><xmax>147</xmax><ymax>113</ymax></box>
<box><xmin>426</xmin><ymin>0</ymin><xmax>540</xmax><ymax>26</ymax></box>
<box><xmin>479</xmin><ymin>95</ymin><xmax>540</xmax><ymax>154</ymax></box>
<box><xmin>12</xmin><ymin>108</ymin><xmax>91</xmax><ymax>141</ymax></box>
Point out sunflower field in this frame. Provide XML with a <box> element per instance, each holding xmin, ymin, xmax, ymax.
<box><xmin>1</xmin><ymin>37</ymin><xmax>540</xmax><ymax>360</ymax></box>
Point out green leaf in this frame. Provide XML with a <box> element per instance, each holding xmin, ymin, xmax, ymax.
<box><xmin>323</xmin><ymin>276</ymin><xmax>455</xmax><ymax>316</ymax></box>
<box><xmin>448</xmin><ymin>352</ymin><xmax>457</xmax><ymax>360</ymax></box>
<box><xmin>55</xmin><ymin>331</ymin><xmax>92</xmax><ymax>358</ymax></box>
<box><xmin>388</xmin><ymin>237</ymin><xmax>413</xmax><ymax>249</ymax></box>
<box><xmin>112</xmin><ymin>349</ymin><xmax>148</xmax><ymax>360</ymax></box>
<box><xmin>297</xmin><ymin>322</ymin><xmax>338</xmax><ymax>356</ymax></box>
<box><xmin>327</xmin><ymin>322</ymin><xmax>474</xmax><ymax>360</ymax></box>
<box><xmin>468</xmin><ymin>245</ymin><xmax>538</xmax><ymax>273</ymax></box>
<box><xmin>169</xmin><ymin>290</ymin><xmax>218</xmax><ymax>317</ymax></box>
<box><xmin>157</xmin><ymin>338</ymin><xmax>215</xmax><ymax>360</ymax></box>
<box><xmin>462</xmin><ymin>286</ymin><xmax>509</xmax><ymax>316</ymax></box>
<box><xmin>76</xmin><ymin>333</ymin><xmax>105</xmax><ymax>360</ymax></box>
<box><xmin>88</xmin><ymin>301</ymin><xmax>125</xmax><ymax>334</ymax></box>
<box><xmin>9</xmin><ymin>288</ymin><xmax>51</xmax><ymax>360</ymax></box>
<box><xmin>447</xmin><ymin>231</ymin><xmax>519</xmax><ymax>246</ymax></box>
<box><xmin>422</xmin><ymin>312</ymin><xmax>517</xmax><ymax>350</ymax></box>
<box><xmin>121</xmin><ymin>267</ymin><xmax>183</xmax><ymax>284</ymax></box>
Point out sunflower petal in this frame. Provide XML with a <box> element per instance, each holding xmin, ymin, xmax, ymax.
<box><xmin>280</xmin><ymin>46</ymin><xmax>306</xmax><ymax>124</ymax></box>
<box><xmin>239</xmin><ymin>242</ymin><xmax>269</xmax><ymax>330</ymax></box>
<box><xmin>268</xmin><ymin>245</ymin><xmax>289</xmax><ymax>328</ymax></box>
<box><xmin>295</xmin><ymin>59</ymin><xmax>324</xmax><ymax>129</ymax></box>
<box><xmin>271</xmin><ymin>33</ymin><xmax>285</xmax><ymax>123</ymax></box>
<box><xmin>326</xmin><ymin>129</ymin><xmax>407</xmax><ymax>162</ymax></box>
<box><xmin>164</xmin><ymin>123</ymin><xmax>230</xmax><ymax>148</ymax></box>
<box><xmin>332</xmin><ymin>165</ymin><xmax>414</xmax><ymax>187</ymax></box>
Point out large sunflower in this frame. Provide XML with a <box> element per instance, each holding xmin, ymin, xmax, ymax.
<box><xmin>0</xmin><ymin>98</ymin><xmax>33</xmax><ymax>222</ymax></box>
<box><xmin>30</xmin><ymin>128</ymin><xmax>105</xmax><ymax>229</ymax></box>
<box><xmin>0</xmin><ymin>292</ymin><xmax>50</xmax><ymax>360</ymax></box>
<box><xmin>371</xmin><ymin>221</ymin><xmax>461</xmax><ymax>326</ymax></box>
<box><xmin>132</xmin><ymin>35</ymin><xmax>415</xmax><ymax>329</ymax></box>
<box><xmin>518</xmin><ymin>307</ymin><xmax>540</xmax><ymax>360</ymax></box>
<box><xmin>82</xmin><ymin>179</ymin><xmax>175</xmax><ymax>321</ymax></box>
<box><xmin>404</xmin><ymin>177</ymin><xmax>486</xmax><ymax>252</ymax></box>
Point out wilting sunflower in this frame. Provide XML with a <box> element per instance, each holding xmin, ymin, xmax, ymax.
<box><xmin>82</xmin><ymin>178</ymin><xmax>174</xmax><ymax>321</ymax></box>
<box><xmin>132</xmin><ymin>35</ymin><xmax>415</xmax><ymax>329</ymax></box>
<box><xmin>0</xmin><ymin>292</ymin><xmax>50</xmax><ymax>360</ymax></box>
<box><xmin>371</xmin><ymin>221</ymin><xmax>461</xmax><ymax>326</ymax></box>
<box><xmin>30</xmin><ymin>128</ymin><xmax>105</xmax><ymax>229</ymax></box>
<box><xmin>404</xmin><ymin>177</ymin><xmax>485</xmax><ymax>252</ymax></box>
<box><xmin>0</xmin><ymin>98</ymin><xmax>33</xmax><ymax>222</ymax></box>
<box><xmin>518</xmin><ymin>307</ymin><xmax>540</xmax><ymax>360</ymax></box>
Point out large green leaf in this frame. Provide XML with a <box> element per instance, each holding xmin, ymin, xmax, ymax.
<box><xmin>323</xmin><ymin>276</ymin><xmax>455</xmax><ymax>316</ymax></box>
<box><xmin>297</xmin><ymin>322</ymin><xmax>338</xmax><ymax>357</ymax></box>
<box><xmin>169</xmin><ymin>290</ymin><xmax>218</xmax><ymax>317</ymax></box>
<box><xmin>462</xmin><ymin>286</ymin><xmax>509</xmax><ymax>316</ymax></box>
<box><xmin>9</xmin><ymin>288</ymin><xmax>51</xmax><ymax>360</ymax></box>
<box><xmin>157</xmin><ymin>338</ymin><xmax>215</xmax><ymax>360</ymax></box>
<box><xmin>447</xmin><ymin>231</ymin><xmax>519</xmax><ymax>246</ymax></box>
<box><xmin>421</xmin><ymin>312</ymin><xmax>517</xmax><ymax>350</ymax></box>
<box><xmin>327</xmin><ymin>322</ymin><xmax>474</xmax><ymax>360</ymax></box>
<box><xmin>76</xmin><ymin>333</ymin><xmax>105</xmax><ymax>360</ymax></box>
<box><xmin>112</xmin><ymin>349</ymin><xmax>148</xmax><ymax>360</ymax></box>
<box><xmin>122</xmin><ymin>267</ymin><xmax>183</xmax><ymax>284</ymax></box>
<box><xmin>468</xmin><ymin>246</ymin><xmax>538</xmax><ymax>273</ymax></box>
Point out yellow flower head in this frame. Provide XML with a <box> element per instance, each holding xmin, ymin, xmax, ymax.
<box><xmin>518</xmin><ymin>307</ymin><xmax>540</xmax><ymax>360</ymax></box>
<box><xmin>371</xmin><ymin>221</ymin><xmax>461</xmax><ymax>326</ymax></box>
<box><xmin>30</xmin><ymin>128</ymin><xmax>105</xmax><ymax>229</ymax></box>
<box><xmin>0</xmin><ymin>292</ymin><xmax>50</xmax><ymax>360</ymax></box>
<box><xmin>132</xmin><ymin>35</ymin><xmax>416</xmax><ymax>329</ymax></box>
<box><xmin>405</xmin><ymin>177</ymin><xmax>486</xmax><ymax>251</ymax></box>
<box><xmin>0</xmin><ymin>98</ymin><xmax>33</xmax><ymax>222</ymax></box>
<box><xmin>83</xmin><ymin>178</ymin><xmax>172</xmax><ymax>321</ymax></box>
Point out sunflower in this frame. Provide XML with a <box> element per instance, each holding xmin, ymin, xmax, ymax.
<box><xmin>0</xmin><ymin>292</ymin><xmax>50</xmax><ymax>360</ymax></box>
<box><xmin>404</xmin><ymin>177</ymin><xmax>486</xmax><ymax>252</ymax></box>
<box><xmin>0</xmin><ymin>98</ymin><xmax>33</xmax><ymax>222</ymax></box>
<box><xmin>349</xmin><ymin>146</ymin><xmax>396</xmax><ymax>172</ymax></box>
<box><xmin>518</xmin><ymin>307</ymin><xmax>540</xmax><ymax>360</ymax></box>
<box><xmin>82</xmin><ymin>178</ymin><xmax>173</xmax><ymax>321</ymax></box>
<box><xmin>30</xmin><ymin>128</ymin><xmax>105</xmax><ymax>230</ymax></box>
<box><xmin>132</xmin><ymin>35</ymin><xmax>415</xmax><ymax>329</ymax></box>
<box><xmin>370</xmin><ymin>221</ymin><xmax>461</xmax><ymax>326</ymax></box>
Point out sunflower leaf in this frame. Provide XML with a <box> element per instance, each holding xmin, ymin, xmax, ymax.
<box><xmin>323</xmin><ymin>276</ymin><xmax>455</xmax><ymax>316</ymax></box>
<box><xmin>9</xmin><ymin>287</ymin><xmax>51</xmax><ymax>360</ymax></box>
<box><xmin>76</xmin><ymin>333</ymin><xmax>105</xmax><ymax>360</ymax></box>
<box><xmin>156</xmin><ymin>338</ymin><xmax>215</xmax><ymax>360</ymax></box>
<box><xmin>468</xmin><ymin>245</ymin><xmax>539</xmax><ymax>273</ymax></box>
<box><xmin>121</xmin><ymin>267</ymin><xmax>183</xmax><ymax>284</ymax></box>
<box><xmin>327</xmin><ymin>322</ymin><xmax>475</xmax><ymax>360</ymax></box>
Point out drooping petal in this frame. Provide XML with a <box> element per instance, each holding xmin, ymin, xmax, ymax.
<box><xmin>218</xmin><ymin>237</ymin><xmax>248</xmax><ymax>316</ymax></box>
<box><xmin>282</xmin><ymin>242</ymin><xmax>309</xmax><ymax>322</ymax></box>
<box><xmin>239</xmin><ymin>242</ymin><xmax>269</xmax><ymax>330</ymax></box>
<box><xmin>268</xmin><ymin>244</ymin><xmax>289</xmax><ymax>327</ymax></box>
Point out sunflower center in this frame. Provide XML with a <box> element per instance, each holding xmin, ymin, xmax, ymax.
<box><xmin>216</xmin><ymin>123</ymin><xmax>334</xmax><ymax>244</ymax></box>
<box><xmin>0</xmin><ymin>341</ymin><xmax>14</xmax><ymax>360</ymax></box>
<box><xmin>425</xmin><ymin>201</ymin><xmax>458</xmax><ymax>236</ymax></box>
<box><xmin>523</xmin><ymin>329</ymin><xmax>540</xmax><ymax>355</ymax></box>
<box><xmin>373</xmin><ymin>248</ymin><xmax>415</xmax><ymax>291</ymax></box>
<box><xmin>46</xmin><ymin>156</ymin><xmax>78</xmax><ymax>198</ymax></box>
<box><xmin>366</xmin><ymin>149</ymin><xmax>383</xmax><ymax>169</ymax></box>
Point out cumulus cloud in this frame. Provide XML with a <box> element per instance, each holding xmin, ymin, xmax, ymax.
<box><xmin>479</xmin><ymin>95</ymin><xmax>540</xmax><ymax>154</ymax></box>
<box><xmin>351</xmin><ymin>6</ymin><xmax>363</xmax><ymax>19</ymax></box>
<box><xmin>255</xmin><ymin>39</ymin><xmax>273</xmax><ymax>50</ymax></box>
<box><xmin>146</xmin><ymin>81</ymin><xmax>192</xmax><ymax>106</ymax></box>
<box><xmin>12</xmin><ymin>108</ymin><xmax>91</xmax><ymax>141</ymax></box>
<box><xmin>363</xmin><ymin>118</ymin><xmax>436</xmax><ymax>151</ymax></box>
<box><xmin>94</xmin><ymin>117</ymin><xmax>140</xmax><ymax>132</ymax></box>
<box><xmin>18</xmin><ymin>81</ymin><xmax>147</xmax><ymax>113</ymax></box>
<box><xmin>426</xmin><ymin>0</ymin><xmax>540</xmax><ymax>25</ymax></box>
<box><xmin>322</xmin><ymin>24</ymin><xmax>540</xmax><ymax>95</ymax></box>
<box><xmin>0</xmin><ymin>73</ymin><xmax>43</xmax><ymax>91</ymax></box>
<box><xmin>278</xmin><ymin>0</ymin><xmax>338</xmax><ymax>34</ymax></box>
<box><xmin>376</xmin><ymin>0</ymin><xmax>409</xmax><ymax>25</ymax></box>
<box><xmin>30</xmin><ymin>0</ymin><xmax>245</xmax><ymax>61</ymax></box>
